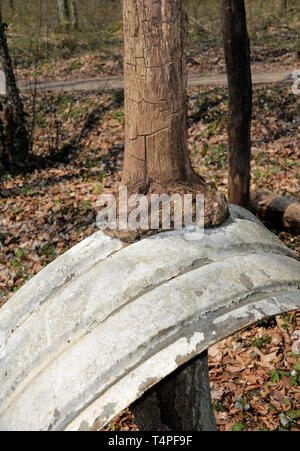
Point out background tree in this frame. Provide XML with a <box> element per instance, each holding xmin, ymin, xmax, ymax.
<box><xmin>282</xmin><ymin>0</ymin><xmax>288</xmax><ymax>12</ymax></box>
<box><xmin>57</xmin><ymin>0</ymin><xmax>78</xmax><ymax>31</ymax></box>
<box><xmin>221</xmin><ymin>0</ymin><xmax>252</xmax><ymax>208</ymax></box>
<box><xmin>69</xmin><ymin>0</ymin><xmax>78</xmax><ymax>30</ymax></box>
<box><xmin>0</xmin><ymin>6</ymin><xmax>30</xmax><ymax>174</ymax></box>
<box><xmin>296</xmin><ymin>9</ymin><xmax>300</xmax><ymax>59</ymax></box>
<box><xmin>57</xmin><ymin>0</ymin><xmax>69</xmax><ymax>27</ymax></box>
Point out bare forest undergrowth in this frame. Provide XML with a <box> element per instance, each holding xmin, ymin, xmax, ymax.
<box><xmin>0</xmin><ymin>83</ymin><xmax>299</xmax><ymax>431</ymax></box>
<box><xmin>6</xmin><ymin>0</ymin><xmax>300</xmax><ymax>85</ymax></box>
<box><xmin>14</xmin><ymin>45</ymin><xmax>299</xmax><ymax>85</ymax></box>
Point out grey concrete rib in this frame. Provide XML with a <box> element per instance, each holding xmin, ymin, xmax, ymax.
<box><xmin>0</xmin><ymin>205</ymin><xmax>299</xmax><ymax>431</ymax></box>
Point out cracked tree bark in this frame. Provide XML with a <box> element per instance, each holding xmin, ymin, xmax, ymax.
<box><xmin>119</xmin><ymin>0</ymin><xmax>228</xmax><ymax>235</ymax></box>
<box><xmin>122</xmin><ymin>0</ymin><xmax>190</xmax><ymax>185</ymax></box>
<box><xmin>123</xmin><ymin>0</ymin><xmax>218</xmax><ymax>431</ymax></box>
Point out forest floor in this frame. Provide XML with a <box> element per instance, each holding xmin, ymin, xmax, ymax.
<box><xmin>0</xmin><ymin>80</ymin><xmax>299</xmax><ymax>431</ymax></box>
<box><xmin>14</xmin><ymin>45</ymin><xmax>299</xmax><ymax>84</ymax></box>
<box><xmin>17</xmin><ymin>69</ymin><xmax>294</xmax><ymax>94</ymax></box>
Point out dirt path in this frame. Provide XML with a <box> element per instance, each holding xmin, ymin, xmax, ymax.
<box><xmin>18</xmin><ymin>69</ymin><xmax>295</xmax><ymax>93</ymax></box>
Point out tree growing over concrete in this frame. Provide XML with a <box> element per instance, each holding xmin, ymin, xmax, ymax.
<box><xmin>114</xmin><ymin>0</ymin><xmax>228</xmax><ymax>244</ymax></box>
<box><xmin>121</xmin><ymin>0</ymin><xmax>229</xmax><ymax>431</ymax></box>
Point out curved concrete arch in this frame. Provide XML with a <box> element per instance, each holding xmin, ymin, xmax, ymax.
<box><xmin>0</xmin><ymin>206</ymin><xmax>299</xmax><ymax>431</ymax></box>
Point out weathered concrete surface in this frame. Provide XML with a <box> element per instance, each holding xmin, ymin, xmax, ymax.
<box><xmin>0</xmin><ymin>205</ymin><xmax>299</xmax><ymax>431</ymax></box>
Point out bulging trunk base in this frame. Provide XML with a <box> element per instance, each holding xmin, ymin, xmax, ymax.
<box><xmin>103</xmin><ymin>176</ymin><xmax>229</xmax><ymax>243</ymax></box>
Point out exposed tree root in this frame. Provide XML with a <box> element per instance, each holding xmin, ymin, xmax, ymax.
<box><xmin>103</xmin><ymin>176</ymin><xmax>229</xmax><ymax>243</ymax></box>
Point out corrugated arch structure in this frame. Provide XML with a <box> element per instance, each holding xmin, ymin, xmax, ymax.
<box><xmin>0</xmin><ymin>206</ymin><xmax>299</xmax><ymax>431</ymax></box>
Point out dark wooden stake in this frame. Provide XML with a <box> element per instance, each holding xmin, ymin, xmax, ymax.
<box><xmin>221</xmin><ymin>0</ymin><xmax>252</xmax><ymax>208</ymax></box>
<box><xmin>131</xmin><ymin>351</ymin><xmax>217</xmax><ymax>431</ymax></box>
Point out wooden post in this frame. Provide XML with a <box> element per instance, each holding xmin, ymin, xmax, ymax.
<box><xmin>131</xmin><ymin>351</ymin><xmax>217</xmax><ymax>431</ymax></box>
<box><xmin>221</xmin><ymin>0</ymin><xmax>252</xmax><ymax>208</ymax></box>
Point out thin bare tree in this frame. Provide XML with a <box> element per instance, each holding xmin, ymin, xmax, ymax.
<box><xmin>0</xmin><ymin>6</ymin><xmax>30</xmax><ymax>173</ymax></box>
<box><xmin>221</xmin><ymin>0</ymin><xmax>252</xmax><ymax>208</ymax></box>
<box><xmin>57</xmin><ymin>0</ymin><xmax>78</xmax><ymax>31</ymax></box>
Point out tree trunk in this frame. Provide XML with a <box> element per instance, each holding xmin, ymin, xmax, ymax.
<box><xmin>58</xmin><ymin>0</ymin><xmax>69</xmax><ymax>21</ymax></box>
<box><xmin>221</xmin><ymin>0</ymin><xmax>252</xmax><ymax>208</ymax></box>
<box><xmin>69</xmin><ymin>0</ymin><xmax>78</xmax><ymax>30</ymax></box>
<box><xmin>0</xmin><ymin>9</ymin><xmax>30</xmax><ymax>173</ymax></box>
<box><xmin>251</xmin><ymin>190</ymin><xmax>300</xmax><ymax>234</ymax></box>
<box><xmin>122</xmin><ymin>0</ymin><xmax>191</xmax><ymax>186</ymax></box>
<box><xmin>58</xmin><ymin>0</ymin><xmax>78</xmax><ymax>31</ymax></box>
<box><xmin>57</xmin><ymin>0</ymin><xmax>70</xmax><ymax>29</ymax></box>
<box><xmin>282</xmin><ymin>0</ymin><xmax>288</xmax><ymax>12</ymax></box>
<box><xmin>131</xmin><ymin>351</ymin><xmax>217</xmax><ymax>431</ymax></box>
<box><xmin>296</xmin><ymin>11</ymin><xmax>300</xmax><ymax>60</ymax></box>
<box><xmin>120</xmin><ymin>0</ymin><xmax>228</xmax><ymax>233</ymax></box>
